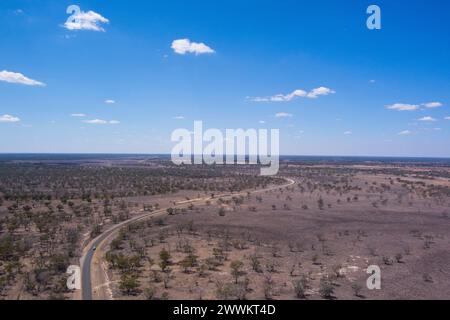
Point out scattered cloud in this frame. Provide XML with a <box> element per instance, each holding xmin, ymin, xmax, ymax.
<box><xmin>387</xmin><ymin>102</ymin><xmax>443</xmax><ymax>111</ymax></box>
<box><xmin>386</xmin><ymin>103</ymin><xmax>419</xmax><ymax>111</ymax></box>
<box><xmin>418</xmin><ymin>116</ymin><xmax>437</xmax><ymax>122</ymax></box>
<box><xmin>105</xmin><ymin>99</ymin><xmax>115</xmax><ymax>104</ymax></box>
<box><xmin>275</xmin><ymin>112</ymin><xmax>293</xmax><ymax>118</ymax></box>
<box><xmin>369</xmin><ymin>79</ymin><xmax>376</xmax><ymax>84</ymax></box>
<box><xmin>422</xmin><ymin>102</ymin><xmax>443</xmax><ymax>109</ymax></box>
<box><xmin>250</xmin><ymin>87</ymin><xmax>335</xmax><ymax>102</ymax></box>
<box><xmin>174</xmin><ymin>116</ymin><xmax>185</xmax><ymax>120</ymax></box>
<box><xmin>63</xmin><ymin>10</ymin><xmax>109</xmax><ymax>32</ymax></box>
<box><xmin>70</xmin><ymin>113</ymin><xmax>86</xmax><ymax>117</ymax></box>
<box><xmin>445</xmin><ymin>116</ymin><xmax>450</xmax><ymax>120</ymax></box>
<box><xmin>259</xmin><ymin>120</ymin><xmax>266</xmax><ymax>124</ymax></box>
<box><xmin>0</xmin><ymin>114</ymin><xmax>20</xmax><ymax>123</ymax></box>
<box><xmin>398</xmin><ymin>130</ymin><xmax>412</xmax><ymax>135</ymax></box>
<box><xmin>344</xmin><ymin>131</ymin><xmax>352</xmax><ymax>135</ymax></box>
<box><xmin>83</xmin><ymin>119</ymin><xmax>119</xmax><ymax>125</ymax></box>
<box><xmin>0</xmin><ymin>70</ymin><xmax>45</xmax><ymax>86</ymax></box>
<box><xmin>171</xmin><ymin>39</ymin><xmax>215</xmax><ymax>55</ymax></box>
<box><xmin>14</xmin><ymin>9</ymin><xmax>24</xmax><ymax>15</ymax></box>
<box><xmin>306</xmin><ymin>87</ymin><xmax>336</xmax><ymax>99</ymax></box>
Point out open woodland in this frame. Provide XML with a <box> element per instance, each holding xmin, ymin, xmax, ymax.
<box><xmin>0</xmin><ymin>156</ymin><xmax>449</xmax><ymax>299</ymax></box>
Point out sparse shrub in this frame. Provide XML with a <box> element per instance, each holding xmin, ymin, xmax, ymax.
<box><xmin>382</xmin><ymin>256</ymin><xmax>394</xmax><ymax>265</ymax></box>
<box><xmin>312</xmin><ymin>254</ymin><xmax>320</xmax><ymax>265</ymax></box>
<box><xmin>319</xmin><ymin>276</ymin><xmax>335</xmax><ymax>299</ymax></box>
<box><xmin>351</xmin><ymin>283</ymin><xmax>363</xmax><ymax>297</ymax></box>
<box><xmin>293</xmin><ymin>279</ymin><xmax>306</xmax><ymax>299</ymax></box>
<box><xmin>423</xmin><ymin>273</ymin><xmax>433</xmax><ymax>283</ymax></box>
<box><xmin>331</xmin><ymin>264</ymin><xmax>343</xmax><ymax>278</ymax></box>
<box><xmin>144</xmin><ymin>286</ymin><xmax>157</xmax><ymax>300</ymax></box>
<box><xmin>318</xmin><ymin>198</ymin><xmax>325</xmax><ymax>210</ymax></box>
<box><xmin>263</xmin><ymin>276</ymin><xmax>273</xmax><ymax>300</ymax></box>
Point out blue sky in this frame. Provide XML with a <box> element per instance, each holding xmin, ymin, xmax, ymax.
<box><xmin>0</xmin><ymin>0</ymin><xmax>449</xmax><ymax>156</ymax></box>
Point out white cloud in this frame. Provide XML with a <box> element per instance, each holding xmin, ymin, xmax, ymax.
<box><xmin>70</xmin><ymin>113</ymin><xmax>86</xmax><ymax>117</ymax></box>
<box><xmin>83</xmin><ymin>119</ymin><xmax>119</xmax><ymax>125</ymax></box>
<box><xmin>387</xmin><ymin>102</ymin><xmax>443</xmax><ymax>111</ymax></box>
<box><xmin>422</xmin><ymin>102</ymin><xmax>443</xmax><ymax>109</ymax></box>
<box><xmin>63</xmin><ymin>10</ymin><xmax>109</xmax><ymax>32</ymax></box>
<box><xmin>398</xmin><ymin>130</ymin><xmax>412</xmax><ymax>135</ymax></box>
<box><xmin>275</xmin><ymin>112</ymin><xmax>293</xmax><ymax>118</ymax></box>
<box><xmin>0</xmin><ymin>70</ymin><xmax>45</xmax><ymax>86</ymax></box>
<box><xmin>369</xmin><ymin>79</ymin><xmax>376</xmax><ymax>84</ymax></box>
<box><xmin>250</xmin><ymin>87</ymin><xmax>335</xmax><ymax>102</ymax></box>
<box><xmin>418</xmin><ymin>116</ymin><xmax>437</xmax><ymax>122</ymax></box>
<box><xmin>259</xmin><ymin>120</ymin><xmax>266</xmax><ymax>124</ymax></box>
<box><xmin>306</xmin><ymin>87</ymin><xmax>336</xmax><ymax>99</ymax></box>
<box><xmin>174</xmin><ymin>116</ymin><xmax>185</xmax><ymax>120</ymax></box>
<box><xmin>386</xmin><ymin>103</ymin><xmax>419</xmax><ymax>111</ymax></box>
<box><xmin>105</xmin><ymin>99</ymin><xmax>115</xmax><ymax>104</ymax></box>
<box><xmin>83</xmin><ymin>119</ymin><xmax>107</xmax><ymax>124</ymax></box>
<box><xmin>445</xmin><ymin>117</ymin><xmax>450</xmax><ymax>120</ymax></box>
<box><xmin>0</xmin><ymin>114</ymin><xmax>20</xmax><ymax>123</ymax></box>
<box><xmin>171</xmin><ymin>39</ymin><xmax>215</xmax><ymax>55</ymax></box>
<box><xmin>344</xmin><ymin>131</ymin><xmax>352</xmax><ymax>135</ymax></box>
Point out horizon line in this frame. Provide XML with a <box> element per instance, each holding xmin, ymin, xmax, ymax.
<box><xmin>1</xmin><ymin>152</ymin><xmax>450</xmax><ymax>160</ymax></box>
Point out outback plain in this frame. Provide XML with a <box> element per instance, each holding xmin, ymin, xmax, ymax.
<box><xmin>0</xmin><ymin>155</ymin><xmax>449</xmax><ymax>300</ymax></box>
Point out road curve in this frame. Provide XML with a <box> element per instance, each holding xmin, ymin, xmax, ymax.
<box><xmin>80</xmin><ymin>177</ymin><xmax>295</xmax><ymax>300</ymax></box>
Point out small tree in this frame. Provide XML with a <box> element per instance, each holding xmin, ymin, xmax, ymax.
<box><xmin>180</xmin><ymin>253</ymin><xmax>197</xmax><ymax>273</ymax></box>
<box><xmin>230</xmin><ymin>260</ymin><xmax>244</xmax><ymax>284</ymax></box>
<box><xmin>250</xmin><ymin>255</ymin><xmax>262</xmax><ymax>273</ymax></box>
<box><xmin>119</xmin><ymin>274</ymin><xmax>140</xmax><ymax>295</ymax></box>
<box><xmin>159</xmin><ymin>249</ymin><xmax>171</xmax><ymax>272</ymax></box>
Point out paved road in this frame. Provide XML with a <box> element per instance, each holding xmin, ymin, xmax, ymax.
<box><xmin>80</xmin><ymin>177</ymin><xmax>295</xmax><ymax>300</ymax></box>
